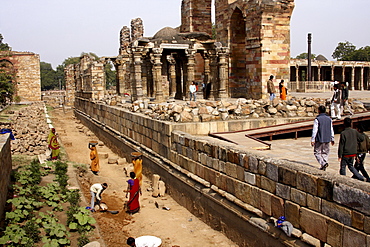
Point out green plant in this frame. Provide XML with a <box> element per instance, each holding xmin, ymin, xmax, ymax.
<box><xmin>39</xmin><ymin>183</ymin><xmax>66</xmax><ymax>211</ymax></box>
<box><xmin>0</xmin><ymin>223</ymin><xmax>34</xmax><ymax>246</ymax></box>
<box><xmin>77</xmin><ymin>234</ymin><xmax>90</xmax><ymax>247</ymax></box>
<box><xmin>6</xmin><ymin>196</ymin><xmax>43</xmax><ymax>222</ymax></box>
<box><xmin>68</xmin><ymin>207</ymin><xmax>96</xmax><ymax>234</ymax></box>
<box><xmin>37</xmin><ymin>212</ymin><xmax>70</xmax><ymax>246</ymax></box>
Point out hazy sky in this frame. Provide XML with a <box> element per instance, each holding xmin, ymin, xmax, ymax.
<box><xmin>1</xmin><ymin>0</ymin><xmax>369</xmax><ymax>69</ymax></box>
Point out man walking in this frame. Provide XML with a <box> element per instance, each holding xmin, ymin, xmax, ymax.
<box><xmin>340</xmin><ymin>81</ymin><xmax>354</xmax><ymax>116</ymax></box>
<box><xmin>338</xmin><ymin>117</ymin><xmax>365</xmax><ymax>181</ymax></box>
<box><xmin>311</xmin><ymin>105</ymin><xmax>334</xmax><ymax>171</ymax></box>
<box><xmin>330</xmin><ymin>83</ymin><xmax>342</xmax><ymax>120</ymax></box>
<box><xmin>267</xmin><ymin>75</ymin><xmax>276</xmax><ymax>104</ymax></box>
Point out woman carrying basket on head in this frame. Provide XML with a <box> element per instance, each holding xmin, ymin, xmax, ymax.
<box><xmin>125</xmin><ymin>171</ymin><xmax>141</xmax><ymax>214</ymax></box>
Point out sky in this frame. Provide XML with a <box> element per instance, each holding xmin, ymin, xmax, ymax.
<box><xmin>1</xmin><ymin>0</ymin><xmax>369</xmax><ymax>69</ymax></box>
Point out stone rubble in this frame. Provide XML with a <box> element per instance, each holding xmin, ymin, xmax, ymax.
<box><xmin>0</xmin><ymin>103</ymin><xmax>49</xmax><ymax>156</ymax></box>
<box><xmin>97</xmin><ymin>95</ymin><xmax>366</xmax><ymax>122</ymax></box>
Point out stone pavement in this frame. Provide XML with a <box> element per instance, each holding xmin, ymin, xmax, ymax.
<box><xmin>254</xmin><ymin>90</ymin><xmax>370</xmax><ymax>180</ymax></box>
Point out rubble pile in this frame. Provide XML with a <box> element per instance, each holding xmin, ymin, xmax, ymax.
<box><xmin>1</xmin><ymin>103</ymin><xmax>50</xmax><ymax>155</ymax></box>
<box><xmin>98</xmin><ymin>95</ymin><xmax>367</xmax><ymax>122</ymax></box>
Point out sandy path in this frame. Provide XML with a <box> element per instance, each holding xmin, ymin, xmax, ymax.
<box><xmin>50</xmin><ymin>107</ymin><xmax>238</xmax><ymax>247</ymax></box>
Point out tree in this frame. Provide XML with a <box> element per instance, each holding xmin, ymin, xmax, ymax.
<box><xmin>295</xmin><ymin>53</ymin><xmax>316</xmax><ymax>59</ymax></box>
<box><xmin>332</xmin><ymin>41</ymin><xmax>356</xmax><ymax>61</ymax></box>
<box><xmin>0</xmin><ymin>34</ymin><xmax>11</xmax><ymax>51</ymax></box>
<box><xmin>40</xmin><ymin>62</ymin><xmax>59</xmax><ymax>90</ymax></box>
<box><xmin>105</xmin><ymin>62</ymin><xmax>116</xmax><ymax>90</ymax></box>
<box><xmin>0</xmin><ymin>60</ymin><xmax>15</xmax><ymax>104</ymax></box>
<box><xmin>348</xmin><ymin>46</ymin><xmax>370</xmax><ymax>61</ymax></box>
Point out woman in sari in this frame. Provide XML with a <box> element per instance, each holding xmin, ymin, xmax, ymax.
<box><xmin>125</xmin><ymin>171</ymin><xmax>141</xmax><ymax>214</ymax></box>
<box><xmin>279</xmin><ymin>80</ymin><xmax>288</xmax><ymax>100</ymax></box>
<box><xmin>89</xmin><ymin>144</ymin><xmax>100</xmax><ymax>175</ymax></box>
<box><xmin>47</xmin><ymin>128</ymin><xmax>60</xmax><ymax>160</ymax></box>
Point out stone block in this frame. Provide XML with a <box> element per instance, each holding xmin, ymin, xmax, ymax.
<box><xmin>266</xmin><ymin>162</ymin><xmax>278</xmax><ymax>182</ymax></box>
<box><xmin>351</xmin><ymin>210</ymin><xmax>364</xmax><ymax>230</ymax></box>
<box><xmin>225</xmin><ymin>162</ymin><xmax>237</xmax><ymax>179</ymax></box>
<box><xmin>211</xmin><ymin>158</ymin><xmax>220</xmax><ymax>171</ymax></box>
<box><xmin>219</xmin><ymin>160</ymin><xmax>226</xmax><ymax>174</ymax></box>
<box><xmin>306</xmin><ymin>194</ymin><xmax>321</xmax><ymax>212</ymax></box>
<box><xmin>236</xmin><ymin>165</ymin><xmax>244</xmax><ymax>181</ymax></box>
<box><xmin>260</xmin><ymin>190</ymin><xmax>272</xmax><ymax>215</ymax></box>
<box><xmin>278</xmin><ymin>166</ymin><xmax>296</xmax><ymax>187</ymax></box>
<box><xmin>333</xmin><ymin>183</ymin><xmax>370</xmax><ymax>215</ymax></box>
<box><xmin>296</xmin><ymin>172</ymin><xmax>317</xmax><ymax>196</ymax></box>
<box><xmin>317</xmin><ymin>177</ymin><xmax>334</xmax><ymax>201</ymax></box>
<box><xmin>100</xmin><ymin>153</ymin><xmax>108</xmax><ymax>159</ymax></box>
<box><xmin>365</xmin><ymin>216</ymin><xmax>370</xmax><ymax>234</ymax></box>
<box><xmin>321</xmin><ymin>200</ymin><xmax>352</xmax><ymax>226</ymax></box>
<box><xmin>327</xmin><ymin>219</ymin><xmax>343</xmax><ymax>247</ymax></box>
<box><xmin>246</xmin><ymin>156</ymin><xmax>258</xmax><ymax>173</ymax></box>
<box><xmin>258</xmin><ymin>160</ymin><xmax>266</xmax><ymax>175</ymax></box>
<box><xmin>301</xmin><ymin>233</ymin><xmax>320</xmax><ymax>247</ymax></box>
<box><xmin>276</xmin><ymin>183</ymin><xmax>290</xmax><ymax>200</ymax></box>
<box><xmin>234</xmin><ymin>181</ymin><xmax>251</xmax><ymax>204</ymax></box>
<box><xmin>244</xmin><ymin>171</ymin><xmax>256</xmax><ymax>185</ymax></box>
<box><xmin>290</xmin><ymin>188</ymin><xmax>307</xmax><ymax>206</ymax></box>
<box><xmin>201</xmin><ymin>153</ymin><xmax>208</xmax><ymax>166</ymax></box>
<box><xmin>300</xmin><ymin>207</ymin><xmax>328</xmax><ymax>242</ymax></box>
<box><xmin>271</xmin><ymin>195</ymin><xmax>284</xmax><ymax>218</ymax></box>
<box><xmin>108</xmin><ymin>157</ymin><xmax>118</xmax><ymax>164</ymax></box>
<box><xmin>215</xmin><ymin>173</ymin><xmax>227</xmax><ymax>191</ymax></box>
<box><xmin>195</xmin><ymin>163</ymin><xmax>205</xmax><ymax>180</ymax></box>
<box><xmin>226</xmin><ymin>176</ymin><xmax>236</xmax><ymax>195</ymax></box>
<box><xmin>342</xmin><ymin>225</ymin><xmax>367</xmax><ymax>247</ymax></box>
<box><xmin>249</xmin><ymin>186</ymin><xmax>261</xmax><ymax>209</ymax></box>
<box><xmin>285</xmin><ymin>201</ymin><xmax>300</xmax><ymax>228</ymax></box>
<box><xmin>260</xmin><ymin>176</ymin><xmax>276</xmax><ymax>194</ymax></box>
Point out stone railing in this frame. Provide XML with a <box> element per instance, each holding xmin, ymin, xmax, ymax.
<box><xmin>0</xmin><ymin>133</ymin><xmax>12</xmax><ymax>227</ymax></box>
<box><xmin>74</xmin><ymin>97</ymin><xmax>370</xmax><ymax>246</ymax></box>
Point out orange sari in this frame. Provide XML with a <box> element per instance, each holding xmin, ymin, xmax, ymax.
<box><xmin>90</xmin><ymin>146</ymin><xmax>100</xmax><ymax>172</ymax></box>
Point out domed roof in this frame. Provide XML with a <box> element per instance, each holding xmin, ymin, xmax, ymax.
<box><xmin>315</xmin><ymin>54</ymin><xmax>328</xmax><ymax>61</ymax></box>
<box><xmin>153</xmin><ymin>27</ymin><xmax>179</xmax><ymax>40</ymax></box>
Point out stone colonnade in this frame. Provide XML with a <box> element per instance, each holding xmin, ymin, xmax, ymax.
<box><xmin>290</xmin><ymin>60</ymin><xmax>370</xmax><ymax>91</ymax></box>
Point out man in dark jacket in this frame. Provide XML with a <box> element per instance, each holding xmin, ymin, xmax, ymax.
<box><xmin>338</xmin><ymin>117</ymin><xmax>365</xmax><ymax>181</ymax></box>
<box><xmin>311</xmin><ymin>105</ymin><xmax>334</xmax><ymax>171</ymax></box>
<box><xmin>353</xmin><ymin>123</ymin><xmax>370</xmax><ymax>181</ymax></box>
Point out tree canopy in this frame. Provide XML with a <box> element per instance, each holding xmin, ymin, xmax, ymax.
<box><xmin>332</xmin><ymin>41</ymin><xmax>356</xmax><ymax>61</ymax></box>
<box><xmin>0</xmin><ymin>34</ymin><xmax>11</xmax><ymax>51</ymax></box>
<box><xmin>295</xmin><ymin>53</ymin><xmax>317</xmax><ymax>59</ymax></box>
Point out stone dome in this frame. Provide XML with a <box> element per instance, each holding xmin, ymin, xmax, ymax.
<box><xmin>153</xmin><ymin>27</ymin><xmax>179</xmax><ymax>41</ymax></box>
<box><xmin>315</xmin><ymin>54</ymin><xmax>328</xmax><ymax>61</ymax></box>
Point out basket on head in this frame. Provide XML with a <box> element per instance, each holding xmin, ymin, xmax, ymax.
<box><xmin>89</xmin><ymin>141</ymin><xmax>98</xmax><ymax>148</ymax></box>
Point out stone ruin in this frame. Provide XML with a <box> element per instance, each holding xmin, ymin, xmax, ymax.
<box><xmin>0</xmin><ymin>103</ymin><xmax>49</xmax><ymax>156</ymax></box>
<box><xmin>97</xmin><ymin>94</ymin><xmax>367</xmax><ymax>122</ymax></box>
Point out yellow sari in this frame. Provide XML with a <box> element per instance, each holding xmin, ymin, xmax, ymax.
<box><xmin>47</xmin><ymin>128</ymin><xmax>60</xmax><ymax>160</ymax></box>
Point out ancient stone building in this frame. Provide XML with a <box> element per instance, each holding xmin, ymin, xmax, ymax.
<box><xmin>64</xmin><ymin>54</ymin><xmax>105</xmax><ymax>102</ymax></box>
<box><xmin>0</xmin><ymin>51</ymin><xmax>41</xmax><ymax>102</ymax></box>
<box><xmin>290</xmin><ymin>59</ymin><xmax>370</xmax><ymax>91</ymax></box>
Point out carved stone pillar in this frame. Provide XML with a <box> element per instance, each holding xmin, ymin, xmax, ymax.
<box><xmin>186</xmin><ymin>48</ymin><xmax>196</xmax><ymax>100</ymax></box>
<box><xmin>351</xmin><ymin>66</ymin><xmax>355</xmax><ymax>90</ymax></box>
<box><xmin>167</xmin><ymin>54</ymin><xmax>177</xmax><ymax>98</ymax></box>
<box><xmin>132</xmin><ymin>47</ymin><xmax>144</xmax><ymax>101</ymax></box>
<box><xmin>153</xmin><ymin>48</ymin><xmax>164</xmax><ymax>101</ymax></box>
<box><xmin>295</xmin><ymin>65</ymin><xmax>299</xmax><ymax>91</ymax></box>
<box><xmin>318</xmin><ymin>65</ymin><xmax>321</xmax><ymax>82</ymax></box>
<box><xmin>216</xmin><ymin>47</ymin><xmax>229</xmax><ymax>99</ymax></box>
<box><xmin>360</xmin><ymin>67</ymin><xmax>364</xmax><ymax>90</ymax></box>
<box><xmin>331</xmin><ymin>66</ymin><xmax>335</xmax><ymax>81</ymax></box>
<box><xmin>342</xmin><ymin>66</ymin><xmax>345</xmax><ymax>82</ymax></box>
<box><xmin>114</xmin><ymin>54</ymin><xmax>130</xmax><ymax>95</ymax></box>
<box><xmin>209</xmin><ymin>49</ymin><xmax>218</xmax><ymax>100</ymax></box>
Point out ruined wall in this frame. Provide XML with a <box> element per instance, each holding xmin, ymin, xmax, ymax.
<box><xmin>213</xmin><ymin>0</ymin><xmax>294</xmax><ymax>99</ymax></box>
<box><xmin>0</xmin><ymin>51</ymin><xmax>41</xmax><ymax>102</ymax></box>
<box><xmin>0</xmin><ymin>134</ymin><xmax>12</xmax><ymax>227</ymax></box>
<box><xmin>180</xmin><ymin>0</ymin><xmax>213</xmax><ymax>35</ymax></box>
<box><xmin>64</xmin><ymin>64</ymin><xmax>76</xmax><ymax>106</ymax></box>
<box><xmin>75</xmin><ymin>98</ymin><xmax>370</xmax><ymax>247</ymax></box>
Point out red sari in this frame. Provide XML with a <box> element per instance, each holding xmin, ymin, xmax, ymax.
<box><xmin>127</xmin><ymin>178</ymin><xmax>140</xmax><ymax>214</ymax></box>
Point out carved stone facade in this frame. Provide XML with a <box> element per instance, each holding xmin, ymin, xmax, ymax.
<box><xmin>64</xmin><ymin>54</ymin><xmax>105</xmax><ymax>102</ymax></box>
<box><xmin>0</xmin><ymin>51</ymin><xmax>41</xmax><ymax>102</ymax></box>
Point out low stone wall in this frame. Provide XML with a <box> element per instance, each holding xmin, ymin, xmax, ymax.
<box><xmin>74</xmin><ymin>97</ymin><xmax>370</xmax><ymax>247</ymax></box>
<box><xmin>0</xmin><ymin>133</ymin><xmax>12</xmax><ymax>227</ymax></box>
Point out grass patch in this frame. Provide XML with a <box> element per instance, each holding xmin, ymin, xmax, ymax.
<box><xmin>12</xmin><ymin>155</ymin><xmax>36</xmax><ymax>168</ymax></box>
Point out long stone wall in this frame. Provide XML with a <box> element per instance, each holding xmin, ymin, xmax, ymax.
<box><xmin>0</xmin><ymin>133</ymin><xmax>12</xmax><ymax>228</ymax></box>
<box><xmin>75</xmin><ymin>97</ymin><xmax>370</xmax><ymax>247</ymax></box>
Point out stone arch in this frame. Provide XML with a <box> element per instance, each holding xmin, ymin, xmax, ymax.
<box><xmin>229</xmin><ymin>7</ymin><xmax>247</xmax><ymax>97</ymax></box>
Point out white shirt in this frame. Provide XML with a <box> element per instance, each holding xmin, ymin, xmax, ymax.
<box><xmin>90</xmin><ymin>183</ymin><xmax>104</xmax><ymax>200</ymax></box>
<box><xmin>134</xmin><ymin>236</ymin><xmax>162</xmax><ymax>247</ymax></box>
<box><xmin>189</xmin><ymin>84</ymin><xmax>196</xmax><ymax>93</ymax></box>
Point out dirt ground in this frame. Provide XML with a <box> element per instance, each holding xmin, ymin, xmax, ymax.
<box><xmin>50</xmin><ymin>107</ymin><xmax>238</xmax><ymax>247</ymax></box>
